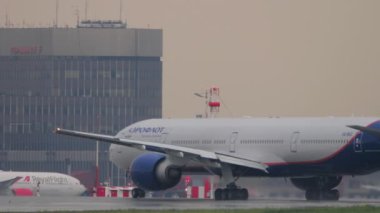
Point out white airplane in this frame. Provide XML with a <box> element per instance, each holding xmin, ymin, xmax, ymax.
<box><xmin>0</xmin><ymin>171</ymin><xmax>87</xmax><ymax>196</ymax></box>
<box><xmin>55</xmin><ymin>117</ymin><xmax>380</xmax><ymax>200</ymax></box>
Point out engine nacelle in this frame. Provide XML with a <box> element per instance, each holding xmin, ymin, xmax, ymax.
<box><xmin>290</xmin><ymin>176</ymin><xmax>342</xmax><ymax>191</ymax></box>
<box><xmin>130</xmin><ymin>153</ymin><xmax>182</xmax><ymax>191</ymax></box>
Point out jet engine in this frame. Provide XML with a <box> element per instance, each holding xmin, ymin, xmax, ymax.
<box><xmin>130</xmin><ymin>153</ymin><xmax>182</xmax><ymax>191</ymax></box>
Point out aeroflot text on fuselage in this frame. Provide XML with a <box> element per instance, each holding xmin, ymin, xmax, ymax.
<box><xmin>128</xmin><ymin>127</ymin><xmax>165</xmax><ymax>134</ymax></box>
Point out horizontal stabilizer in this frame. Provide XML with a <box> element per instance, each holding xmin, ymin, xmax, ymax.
<box><xmin>347</xmin><ymin>125</ymin><xmax>380</xmax><ymax>138</ymax></box>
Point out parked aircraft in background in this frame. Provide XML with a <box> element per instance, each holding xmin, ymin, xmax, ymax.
<box><xmin>0</xmin><ymin>171</ymin><xmax>86</xmax><ymax>196</ymax></box>
<box><xmin>56</xmin><ymin>117</ymin><xmax>380</xmax><ymax>201</ymax></box>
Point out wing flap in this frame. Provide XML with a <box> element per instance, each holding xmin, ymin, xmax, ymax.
<box><xmin>216</xmin><ymin>152</ymin><xmax>268</xmax><ymax>173</ymax></box>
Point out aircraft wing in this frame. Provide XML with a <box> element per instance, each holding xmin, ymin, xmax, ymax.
<box><xmin>0</xmin><ymin>176</ymin><xmax>22</xmax><ymax>191</ymax></box>
<box><xmin>55</xmin><ymin>128</ymin><xmax>269</xmax><ymax>173</ymax></box>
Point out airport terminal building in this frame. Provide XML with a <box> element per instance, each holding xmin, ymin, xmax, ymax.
<box><xmin>0</xmin><ymin>24</ymin><xmax>162</xmax><ymax>184</ymax></box>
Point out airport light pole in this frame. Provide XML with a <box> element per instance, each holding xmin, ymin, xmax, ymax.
<box><xmin>95</xmin><ymin>141</ymin><xmax>99</xmax><ymax>188</ymax></box>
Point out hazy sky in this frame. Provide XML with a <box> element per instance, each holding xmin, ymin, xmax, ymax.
<box><xmin>1</xmin><ymin>0</ymin><xmax>380</xmax><ymax>118</ymax></box>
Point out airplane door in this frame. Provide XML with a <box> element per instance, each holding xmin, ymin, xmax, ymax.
<box><xmin>290</xmin><ymin>132</ymin><xmax>300</xmax><ymax>152</ymax></box>
<box><xmin>229</xmin><ymin>132</ymin><xmax>239</xmax><ymax>153</ymax></box>
<box><xmin>354</xmin><ymin>133</ymin><xmax>363</xmax><ymax>152</ymax></box>
<box><xmin>160</xmin><ymin>132</ymin><xmax>169</xmax><ymax>144</ymax></box>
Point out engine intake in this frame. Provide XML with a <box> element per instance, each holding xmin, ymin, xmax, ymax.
<box><xmin>130</xmin><ymin>153</ymin><xmax>182</xmax><ymax>191</ymax></box>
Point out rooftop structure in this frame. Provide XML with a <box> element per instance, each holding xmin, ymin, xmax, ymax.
<box><xmin>0</xmin><ymin>26</ymin><xmax>163</xmax><ymax>185</ymax></box>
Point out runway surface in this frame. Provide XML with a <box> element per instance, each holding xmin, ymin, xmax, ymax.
<box><xmin>1</xmin><ymin>196</ymin><xmax>380</xmax><ymax>212</ymax></box>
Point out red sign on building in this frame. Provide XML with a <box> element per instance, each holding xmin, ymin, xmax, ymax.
<box><xmin>10</xmin><ymin>46</ymin><xmax>43</xmax><ymax>55</ymax></box>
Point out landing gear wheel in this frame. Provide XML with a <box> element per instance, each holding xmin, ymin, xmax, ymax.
<box><xmin>239</xmin><ymin>188</ymin><xmax>249</xmax><ymax>200</ymax></box>
<box><xmin>139</xmin><ymin>189</ymin><xmax>146</xmax><ymax>198</ymax></box>
<box><xmin>214</xmin><ymin>188</ymin><xmax>222</xmax><ymax>200</ymax></box>
<box><xmin>305</xmin><ymin>189</ymin><xmax>339</xmax><ymax>201</ymax></box>
<box><xmin>214</xmin><ymin>188</ymin><xmax>249</xmax><ymax>200</ymax></box>
<box><xmin>221</xmin><ymin>189</ymin><xmax>228</xmax><ymax>200</ymax></box>
<box><xmin>226</xmin><ymin>189</ymin><xmax>234</xmax><ymax>200</ymax></box>
<box><xmin>132</xmin><ymin>188</ymin><xmax>145</xmax><ymax>199</ymax></box>
<box><xmin>132</xmin><ymin>188</ymin><xmax>139</xmax><ymax>198</ymax></box>
<box><xmin>324</xmin><ymin>189</ymin><xmax>339</xmax><ymax>201</ymax></box>
<box><xmin>305</xmin><ymin>190</ymin><xmax>319</xmax><ymax>201</ymax></box>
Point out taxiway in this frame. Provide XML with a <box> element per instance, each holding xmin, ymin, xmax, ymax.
<box><xmin>1</xmin><ymin>197</ymin><xmax>380</xmax><ymax>212</ymax></box>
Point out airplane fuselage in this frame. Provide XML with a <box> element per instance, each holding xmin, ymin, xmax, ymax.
<box><xmin>110</xmin><ymin>117</ymin><xmax>380</xmax><ymax>178</ymax></box>
<box><xmin>0</xmin><ymin>171</ymin><xmax>86</xmax><ymax>196</ymax></box>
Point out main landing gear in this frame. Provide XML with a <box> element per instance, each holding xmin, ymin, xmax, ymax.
<box><xmin>305</xmin><ymin>189</ymin><xmax>339</xmax><ymax>201</ymax></box>
<box><xmin>214</xmin><ymin>183</ymin><xmax>249</xmax><ymax>200</ymax></box>
<box><xmin>214</xmin><ymin>164</ymin><xmax>249</xmax><ymax>201</ymax></box>
<box><xmin>290</xmin><ymin>176</ymin><xmax>342</xmax><ymax>201</ymax></box>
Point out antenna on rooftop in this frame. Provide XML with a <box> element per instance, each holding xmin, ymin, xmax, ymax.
<box><xmin>74</xmin><ymin>7</ymin><xmax>80</xmax><ymax>26</ymax></box>
<box><xmin>119</xmin><ymin>0</ymin><xmax>123</xmax><ymax>21</ymax></box>
<box><xmin>85</xmin><ymin>0</ymin><xmax>88</xmax><ymax>20</ymax></box>
<box><xmin>5</xmin><ymin>9</ymin><xmax>10</xmax><ymax>27</ymax></box>
<box><xmin>55</xmin><ymin>0</ymin><xmax>59</xmax><ymax>27</ymax></box>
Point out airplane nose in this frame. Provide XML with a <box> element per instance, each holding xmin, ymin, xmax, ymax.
<box><xmin>79</xmin><ymin>184</ymin><xmax>87</xmax><ymax>195</ymax></box>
